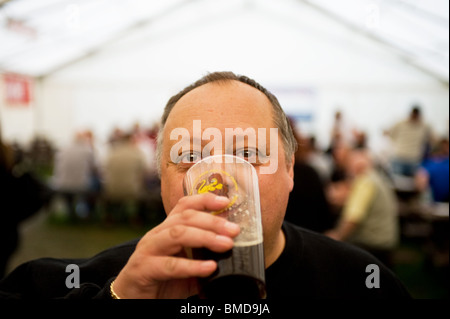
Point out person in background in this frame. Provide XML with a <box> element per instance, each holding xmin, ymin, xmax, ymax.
<box><xmin>108</xmin><ymin>127</ymin><xmax>125</xmax><ymax>146</ymax></box>
<box><xmin>385</xmin><ymin>105</ymin><xmax>433</xmax><ymax>178</ymax></box>
<box><xmin>101</xmin><ymin>133</ymin><xmax>147</xmax><ymax>224</ymax></box>
<box><xmin>328</xmin><ymin>141</ymin><xmax>351</xmax><ymax>185</ymax></box>
<box><xmin>0</xmin><ymin>136</ymin><xmax>16</xmax><ymax>278</ymax></box>
<box><xmin>325</xmin><ymin>148</ymin><xmax>399</xmax><ymax>268</ymax></box>
<box><xmin>0</xmin><ymin>133</ymin><xmax>51</xmax><ymax>278</ymax></box>
<box><xmin>304</xmin><ymin>136</ymin><xmax>332</xmax><ymax>184</ymax></box>
<box><xmin>131</xmin><ymin>122</ymin><xmax>159</xmax><ymax>190</ymax></box>
<box><xmin>415</xmin><ymin>138</ymin><xmax>449</xmax><ymax>204</ymax></box>
<box><xmin>82</xmin><ymin>129</ymin><xmax>103</xmax><ymax>219</ymax></box>
<box><xmin>416</xmin><ymin>138</ymin><xmax>449</xmax><ymax>269</ymax></box>
<box><xmin>51</xmin><ymin>131</ymin><xmax>95</xmax><ymax>221</ymax></box>
<box><xmin>285</xmin><ymin>124</ymin><xmax>335</xmax><ymax>233</ymax></box>
<box><xmin>327</xmin><ymin>110</ymin><xmax>358</xmax><ymax>156</ymax></box>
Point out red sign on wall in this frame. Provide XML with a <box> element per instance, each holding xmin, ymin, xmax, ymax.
<box><xmin>3</xmin><ymin>73</ymin><xmax>32</xmax><ymax>105</ymax></box>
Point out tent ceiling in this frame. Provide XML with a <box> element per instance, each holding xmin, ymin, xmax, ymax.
<box><xmin>0</xmin><ymin>0</ymin><xmax>448</xmax><ymax>84</ymax></box>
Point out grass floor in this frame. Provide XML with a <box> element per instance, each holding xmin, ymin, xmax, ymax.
<box><xmin>6</xmin><ymin>209</ymin><xmax>449</xmax><ymax>299</ymax></box>
<box><xmin>392</xmin><ymin>239</ymin><xmax>449</xmax><ymax>299</ymax></box>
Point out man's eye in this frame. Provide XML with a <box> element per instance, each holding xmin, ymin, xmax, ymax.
<box><xmin>178</xmin><ymin>152</ymin><xmax>201</xmax><ymax>164</ymax></box>
<box><xmin>235</xmin><ymin>148</ymin><xmax>258</xmax><ymax>162</ymax></box>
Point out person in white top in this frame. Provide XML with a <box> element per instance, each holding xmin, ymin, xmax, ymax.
<box><xmin>385</xmin><ymin>106</ymin><xmax>432</xmax><ymax>177</ymax></box>
<box><xmin>52</xmin><ymin>132</ymin><xmax>95</xmax><ymax>220</ymax></box>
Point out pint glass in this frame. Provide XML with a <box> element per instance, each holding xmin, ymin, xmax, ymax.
<box><xmin>183</xmin><ymin>154</ymin><xmax>266</xmax><ymax>299</ymax></box>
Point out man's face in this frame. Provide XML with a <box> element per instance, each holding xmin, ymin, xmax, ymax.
<box><xmin>160</xmin><ymin>80</ymin><xmax>294</xmax><ymax>257</ymax></box>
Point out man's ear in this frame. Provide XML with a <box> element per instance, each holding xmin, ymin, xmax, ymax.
<box><xmin>287</xmin><ymin>155</ymin><xmax>295</xmax><ymax>192</ymax></box>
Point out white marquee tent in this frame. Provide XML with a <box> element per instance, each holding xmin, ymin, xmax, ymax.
<box><xmin>0</xmin><ymin>0</ymin><xmax>448</xmax><ymax>153</ymax></box>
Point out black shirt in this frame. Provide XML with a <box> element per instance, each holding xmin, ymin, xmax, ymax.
<box><xmin>0</xmin><ymin>222</ymin><xmax>410</xmax><ymax>299</ymax></box>
<box><xmin>285</xmin><ymin>162</ymin><xmax>335</xmax><ymax>233</ymax></box>
<box><xmin>266</xmin><ymin>222</ymin><xmax>410</xmax><ymax>298</ymax></box>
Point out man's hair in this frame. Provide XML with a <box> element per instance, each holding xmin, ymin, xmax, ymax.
<box><xmin>155</xmin><ymin>71</ymin><xmax>298</xmax><ymax>176</ymax></box>
<box><xmin>410</xmin><ymin>104</ymin><xmax>421</xmax><ymax>117</ymax></box>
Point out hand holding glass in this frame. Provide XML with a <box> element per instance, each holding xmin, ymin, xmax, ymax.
<box><xmin>183</xmin><ymin>154</ymin><xmax>266</xmax><ymax>299</ymax></box>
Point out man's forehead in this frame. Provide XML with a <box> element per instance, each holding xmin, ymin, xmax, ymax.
<box><xmin>176</xmin><ymin>80</ymin><xmax>268</xmax><ymax>103</ymax></box>
<box><xmin>164</xmin><ymin>81</ymin><xmax>273</xmax><ymax>131</ymax></box>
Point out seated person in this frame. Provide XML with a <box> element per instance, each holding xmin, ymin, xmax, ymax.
<box><xmin>416</xmin><ymin>138</ymin><xmax>449</xmax><ymax>203</ymax></box>
<box><xmin>325</xmin><ymin>149</ymin><xmax>399</xmax><ymax>268</ymax></box>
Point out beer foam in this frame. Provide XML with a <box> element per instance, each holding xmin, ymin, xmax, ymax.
<box><xmin>233</xmin><ymin>238</ymin><xmax>263</xmax><ymax>247</ymax></box>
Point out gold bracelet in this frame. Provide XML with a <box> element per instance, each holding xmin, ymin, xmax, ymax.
<box><xmin>110</xmin><ymin>280</ymin><xmax>121</xmax><ymax>299</ymax></box>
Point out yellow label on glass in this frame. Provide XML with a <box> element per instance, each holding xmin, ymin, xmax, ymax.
<box><xmin>191</xmin><ymin>169</ymin><xmax>239</xmax><ymax>215</ymax></box>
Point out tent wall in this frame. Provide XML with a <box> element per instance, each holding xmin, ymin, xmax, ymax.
<box><xmin>0</xmin><ymin>2</ymin><xmax>448</xmax><ymax>153</ymax></box>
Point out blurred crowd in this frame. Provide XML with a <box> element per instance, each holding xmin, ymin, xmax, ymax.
<box><xmin>1</xmin><ymin>122</ymin><xmax>164</xmax><ymax>228</ymax></box>
<box><xmin>286</xmin><ymin>106</ymin><xmax>449</xmax><ymax>269</ymax></box>
<box><xmin>1</xmin><ymin>106</ymin><xmax>448</xmax><ymax>278</ymax></box>
<box><xmin>49</xmin><ymin>122</ymin><xmax>164</xmax><ymax>227</ymax></box>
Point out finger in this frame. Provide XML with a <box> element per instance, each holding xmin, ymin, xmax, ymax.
<box><xmin>162</xmin><ymin>208</ymin><xmax>240</xmax><ymax>238</ymax></box>
<box><xmin>145</xmin><ymin>225</ymin><xmax>235</xmax><ymax>256</ymax></box>
<box><xmin>172</xmin><ymin>193</ymin><xmax>230</xmax><ymax>216</ymax></box>
<box><xmin>149</xmin><ymin>256</ymin><xmax>217</xmax><ymax>281</ymax></box>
